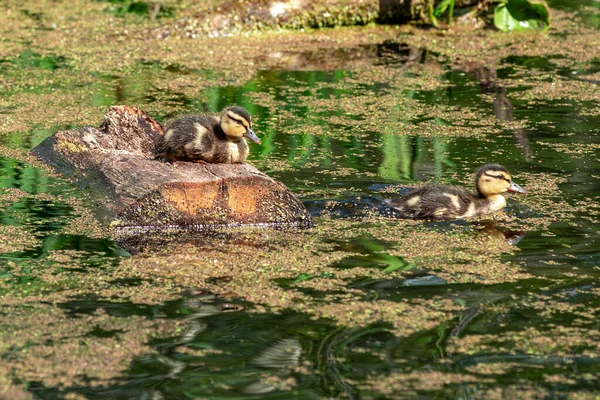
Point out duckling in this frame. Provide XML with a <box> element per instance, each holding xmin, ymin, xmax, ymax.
<box><xmin>389</xmin><ymin>163</ymin><xmax>526</xmax><ymax>220</ymax></box>
<box><xmin>155</xmin><ymin>106</ymin><xmax>261</xmax><ymax>163</ymax></box>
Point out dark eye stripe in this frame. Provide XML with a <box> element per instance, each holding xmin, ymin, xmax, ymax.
<box><xmin>484</xmin><ymin>172</ymin><xmax>510</xmax><ymax>183</ymax></box>
<box><xmin>228</xmin><ymin>113</ymin><xmax>248</xmax><ymax>127</ymax></box>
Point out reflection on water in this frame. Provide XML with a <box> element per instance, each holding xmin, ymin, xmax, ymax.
<box><xmin>1</xmin><ymin>36</ymin><xmax>600</xmax><ymax>398</ymax></box>
<box><xmin>455</xmin><ymin>60</ymin><xmax>533</xmax><ymax>161</ymax></box>
<box><xmin>25</xmin><ymin>279</ymin><xmax>600</xmax><ymax>399</ymax></box>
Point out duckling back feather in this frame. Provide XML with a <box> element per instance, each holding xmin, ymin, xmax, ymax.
<box><xmin>390</xmin><ymin>185</ymin><xmax>478</xmax><ymax>219</ymax></box>
<box><xmin>155</xmin><ymin>114</ymin><xmax>249</xmax><ymax>163</ymax></box>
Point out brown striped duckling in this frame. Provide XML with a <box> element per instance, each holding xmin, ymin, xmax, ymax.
<box><xmin>389</xmin><ymin>163</ymin><xmax>526</xmax><ymax>220</ymax></box>
<box><xmin>155</xmin><ymin>106</ymin><xmax>261</xmax><ymax>163</ymax></box>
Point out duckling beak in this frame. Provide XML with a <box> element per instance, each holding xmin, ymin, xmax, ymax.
<box><xmin>244</xmin><ymin>128</ymin><xmax>261</xmax><ymax>144</ymax></box>
<box><xmin>508</xmin><ymin>181</ymin><xmax>526</xmax><ymax>194</ymax></box>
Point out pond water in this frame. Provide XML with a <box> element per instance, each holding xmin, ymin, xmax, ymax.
<box><xmin>2</xmin><ymin>8</ymin><xmax>600</xmax><ymax>400</ymax></box>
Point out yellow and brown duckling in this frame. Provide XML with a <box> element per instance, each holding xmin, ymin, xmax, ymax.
<box><xmin>389</xmin><ymin>164</ymin><xmax>526</xmax><ymax>220</ymax></box>
<box><xmin>155</xmin><ymin>106</ymin><xmax>261</xmax><ymax>163</ymax></box>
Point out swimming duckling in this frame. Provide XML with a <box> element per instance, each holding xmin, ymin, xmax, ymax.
<box><xmin>155</xmin><ymin>106</ymin><xmax>261</xmax><ymax>163</ymax></box>
<box><xmin>389</xmin><ymin>164</ymin><xmax>526</xmax><ymax>220</ymax></box>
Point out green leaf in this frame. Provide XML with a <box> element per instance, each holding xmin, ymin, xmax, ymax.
<box><xmin>434</xmin><ymin>0</ymin><xmax>455</xmax><ymax>18</ymax></box>
<box><xmin>494</xmin><ymin>0</ymin><xmax>550</xmax><ymax>32</ymax></box>
<box><xmin>428</xmin><ymin>1</ymin><xmax>439</xmax><ymax>28</ymax></box>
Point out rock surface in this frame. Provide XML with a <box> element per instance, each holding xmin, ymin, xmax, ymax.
<box><xmin>165</xmin><ymin>0</ymin><xmax>483</xmax><ymax>37</ymax></box>
<box><xmin>33</xmin><ymin>106</ymin><xmax>313</xmax><ymax>234</ymax></box>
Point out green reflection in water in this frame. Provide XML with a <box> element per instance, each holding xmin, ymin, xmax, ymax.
<box><xmin>0</xmin><ymin>154</ymin><xmax>127</xmax><ymax>294</ymax></box>
<box><xmin>0</xmin><ymin>156</ymin><xmax>55</xmax><ymax>194</ymax></box>
<box><xmin>0</xmin><ymin>50</ymin><xmax>66</xmax><ymax>72</ymax></box>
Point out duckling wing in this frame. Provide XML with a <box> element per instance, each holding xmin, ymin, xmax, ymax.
<box><xmin>390</xmin><ymin>186</ymin><xmax>475</xmax><ymax>219</ymax></box>
<box><xmin>155</xmin><ymin>115</ymin><xmax>217</xmax><ymax>161</ymax></box>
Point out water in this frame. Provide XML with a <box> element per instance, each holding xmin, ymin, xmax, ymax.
<box><xmin>1</xmin><ymin>15</ymin><xmax>600</xmax><ymax>400</ymax></box>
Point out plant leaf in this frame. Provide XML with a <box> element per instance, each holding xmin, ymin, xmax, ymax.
<box><xmin>434</xmin><ymin>0</ymin><xmax>454</xmax><ymax>18</ymax></box>
<box><xmin>494</xmin><ymin>0</ymin><xmax>550</xmax><ymax>32</ymax></box>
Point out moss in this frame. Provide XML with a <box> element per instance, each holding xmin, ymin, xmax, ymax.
<box><xmin>0</xmin><ymin>225</ymin><xmax>40</xmax><ymax>253</ymax></box>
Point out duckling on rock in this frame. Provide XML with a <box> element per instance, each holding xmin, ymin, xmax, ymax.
<box><xmin>389</xmin><ymin>163</ymin><xmax>526</xmax><ymax>220</ymax></box>
<box><xmin>155</xmin><ymin>106</ymin><xmax>261</xmax><ymax>163</ymax></box>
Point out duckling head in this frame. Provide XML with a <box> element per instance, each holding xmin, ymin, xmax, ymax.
<box><xmin>475</xmin><ymin>163</ymin><xmax>526</xmax><ymax>198</ymax></box>
<box><xmin>220</xmin><ymin>106</ymin><xmax>262</xmax><ymax>144</ymax></box>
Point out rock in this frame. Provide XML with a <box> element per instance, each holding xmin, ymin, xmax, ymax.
<box><xmin>33</xmin><ymin>106</ymin><xmax>313</xmax><ymax>235</ymax></box>
<box><xmin>170</xmin><ymin>0</ymin><xmax>380</xmax><ymax>37</ymax></box>
<box><xmin>163</xmin><ymin>0</ymin><xmax>485</xmax><ymax>37</ymax></box>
